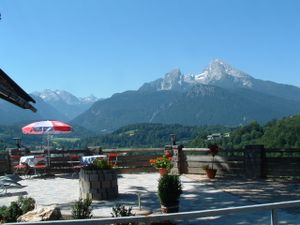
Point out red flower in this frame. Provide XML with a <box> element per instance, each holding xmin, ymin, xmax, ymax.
<box><xmin>149</xmin><ymin>159</ymin><xmax>157</xmax><ymax>165</ymax></box>
<box><xmin>164</xmin><ymin>150</ymin><xmax>172</xmax><ymax>158</ymax></box>
<box><xmin>149</xmin><ymin>155</ymin><xmax>173</xmax><ymax>170</ymax></box>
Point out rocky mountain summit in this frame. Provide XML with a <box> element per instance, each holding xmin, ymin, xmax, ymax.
<box><xmin>140</xmin><ymin>59</ymin><xmax>300</xmax><ymax>102</ymax></box>
<box><xmin>195</xmin><ymin>59</ymin><xmax>253</xmax><ymax>88</ymax></box>
<box><xmin>140</xmin><ymin>59</ymin><xmax>254</xmax><ymax>92</ymax></box>
<box><xmin>33</xmin><ymin>89</ymin><xmax>98</xmax><ymax>105</ymax></box>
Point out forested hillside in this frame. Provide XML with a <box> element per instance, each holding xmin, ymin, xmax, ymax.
<box><xmin>80</xmin><ymin>123</ymin><xmax>229</xmax><ymax>148</ymax></box>
<box><xmin>1</xmin><ymin>114</ymin><xmax>300</xmax><ymax>150</ymax></box>
<box><xmin>189</xmin><ymin>115</ymin><xmax>300</xmax><ymax>149</ymax></box>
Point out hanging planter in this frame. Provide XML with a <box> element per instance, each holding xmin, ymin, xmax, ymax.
<box><xmin>202</xmin><ymin>144</ymin><xmax>220</xmax><ymax>179</ymax></box>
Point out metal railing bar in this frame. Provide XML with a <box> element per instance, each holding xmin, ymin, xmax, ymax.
<box><xmin>271</xmin><ymin>209</ymin><xmax>278</xmax><ymax>225</ymax></box>
<box><xmin>103</xmin><ymin>148</ymin><xmax>164</xmax><ymax>153</ymax></box>
<box><xmin>5</xmin><ymin>199</ymin><xmax>300</xmax><ymax>225</ymax></box>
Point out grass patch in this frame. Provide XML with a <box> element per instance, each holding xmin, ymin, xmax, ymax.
<box><xmin>52</xmin><ymin>138</ymin><xmax>81</xmax><ymax>143</ymax></box>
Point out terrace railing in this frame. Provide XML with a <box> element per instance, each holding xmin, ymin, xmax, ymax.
<box><xmin>8</xmin><ymin>149</ymin><xmax>93</xmax><ymax>174</ymax></box>
<box><xmin>181</xmin><ymin>146</ymin><xmax>300</xmax><ymax>179</ymax></box>
<box><xmin>6</xmin><ymin>148</ymin><xmax>165</xmax><ymax>174</ymax></box>
<box><xmin>4</xmin><ymin>199</ymin><xmax>300</xmax><ymax>225</ymax></box>
<box><xmin>103</xmin><ymin>148</ymin><xmax>164</xmax><ymax>173</ymax></box>
<box><xmin>4</xmin><ymin>145</ymin><xmax>300</xmax><ymax>178</ymax></box>
<box><xmin>182</xmin><ymin>147</ymin><xmax>245</xmax><ymax>176</ymax></box>
<box><xmin>265</xmin><ymin>148</ymin><xmax>300</xmax><ymax>177</ymax></box>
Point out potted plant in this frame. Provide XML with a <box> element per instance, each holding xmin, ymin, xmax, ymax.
<box><xmin>149</xmin><ymin>155</ymin><xmax>173</xmax><ymax>176</ymax></box>
<box><xmin>158</xmin><ymin>175</ymin><xmax>182</xmax><ymax>213</ymax></box>
<box><xmin>111</xmin><ymin>203</ymin><xmax>135</xmax><ymax>225</ymax></box>
<box><xmin>71</xmin><ymin>196</ymin><xmax>93</xmax><ymax>219</ymax></box>
<box><xmin>84</xmin><ymin>158</ymin><xmax>112</xmax><ymax>170</ymax></box>
<box><xmin>202</xmin><ymin>144</ymin><xmax>219</xmax><ymax>179</ymax></box>
<box><xmin>79</xmin><ymin>158</ymin><xmax>118</xmax><ymax>200</ymax></box>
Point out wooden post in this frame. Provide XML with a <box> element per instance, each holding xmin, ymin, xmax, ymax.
<box><xmin>244</xmin><ymin>145</ymin><xmax>266</xmax><ymax>179</ymax></box>
<box><xmin>6</xmin><ymin>151</ymin><xmax>12</xmax><ymax>174</ymax></box>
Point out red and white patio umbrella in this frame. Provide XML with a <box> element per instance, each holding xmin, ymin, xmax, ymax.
<box><xmin>22</xmin><ymin>120</ymin><xmax>72</xmax><ymax>134</ymax></box>
<box><xmin>22</xmin><ymin>120</ymin><xmax>73</xmax><ymax>165</ymax></box>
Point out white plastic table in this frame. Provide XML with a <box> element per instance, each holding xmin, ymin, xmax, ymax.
<box><xmin>19</xmin><ymin>155</ymin><xmax>46</xmax><ymax>167</ymax></box>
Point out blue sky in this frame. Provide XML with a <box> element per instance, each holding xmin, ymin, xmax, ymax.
<box><xmin>1</xmin><ymin>0</ymin><xmax>300</xmax><ymax>98</ymax></box>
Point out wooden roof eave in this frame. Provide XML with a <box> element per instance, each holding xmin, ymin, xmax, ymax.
<box><xmin>0</xmin><ymin>69</ymin><xmax>37</xmax><ymax>112</ymax></box>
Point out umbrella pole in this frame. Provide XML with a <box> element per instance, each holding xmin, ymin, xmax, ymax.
<box><xmin>47</xmin><ymin>134</ymin><xmax>51</xmax><ymax>167</ymax></box>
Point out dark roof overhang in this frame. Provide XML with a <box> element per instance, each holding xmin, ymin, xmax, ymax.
<box><xmin>0</xmin><ymin>68</ymin><xmax>37</xmax><ymax>112</ymax></box>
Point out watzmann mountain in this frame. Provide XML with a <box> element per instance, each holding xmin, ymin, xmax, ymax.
<box><xmin>72</xmin><ymin>59</ymin><xmax>300</xmax><ymax>133</ymax></box>
<box><xmin>140</xmin><ymin>59</ymin><xmax>300</xmax><ymax>102</ymax></box>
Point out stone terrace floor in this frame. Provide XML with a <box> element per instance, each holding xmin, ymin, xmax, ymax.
<box><xmin>1</xmin><ymin>173</ymin><xmax>300</xmax><ymax>224</ymax></box>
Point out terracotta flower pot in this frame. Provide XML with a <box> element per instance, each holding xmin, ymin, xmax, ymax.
<box><xmin>158</xmin><ymin>168</ymin><xmax>169</xmax><ymax>176</ymax></box>
<box><xmin>160</xmin><ymin>203</ymin><xmax>179</xmax><ymax>213</ymax></box>
<box><xmin>205</xmin><ymin>168</ymin><xmax>217</xmax><ymax>179</ymax></box>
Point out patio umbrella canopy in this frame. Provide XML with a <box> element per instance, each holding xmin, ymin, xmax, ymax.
<box><xmin>22</xmin><ymin>120</ymin><xmax>72</xmax><ymax>134</ymax></box>
<box><xmin>22</xmin><ymin>120</ymin><xmax>73</xmax><ymax>166</ymax></box>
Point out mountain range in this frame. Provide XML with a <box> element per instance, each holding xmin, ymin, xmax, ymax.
<box><xmin>1</xmin><ymin>59</ymin><xmax>300</xmax><ymax>134</ymax></box>
<box><xmin>140</xmin><ymin>59</ymin><xmax>300</xmax><ymax>102</ymax></box>
<box><xmin>72</xmin><ymin>59</ymin><xmax>300</xmax><ymax>133</ymax></box>
<box><xmin>0</xmin><ymin>90</ymin><xmax>98</xmax><ymax>125</ymax></box>
<box><xmin>32</xmin><ymin>89</ymin><xmax>98</xmax><ymax>120</ymax></box>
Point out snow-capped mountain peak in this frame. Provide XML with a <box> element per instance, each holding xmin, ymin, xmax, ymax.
<box><xmin>79</xmin><ymin>95</ymin><xmax>99</xmax><ymax>103</ymax></box>
<box><xmin>31</xmin><ymin>89</ymin><xmax>99</xmax><ymax>120</ymax></box>
<box><xmin>33</xmin><ymin>89</ymin><xmax>98</xmax><ymax>105</ymax></box>
<box><xmin>139</xmin><ymin>59</ymin><xmax>255</xmax><ymax>92</ymax></box>
<box><xmin>195</xmin><ymin>59</ymin><xmax>253</xmax><ymax>88</ymax></box>
<box><xmin>34</xmin><ymin>89</ymin><xmax>79</xmax><ymax>105</ymax></box>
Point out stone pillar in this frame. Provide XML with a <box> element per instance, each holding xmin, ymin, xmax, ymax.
<box><xmin>170</xmin><ymin>145</ymin><xmax>183</xmax><ymax>175</ymax></box>
<box><xmin>244</xmin><ymin>145</ymin><xmax>266</xmax><ymax>179</ymax></box>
